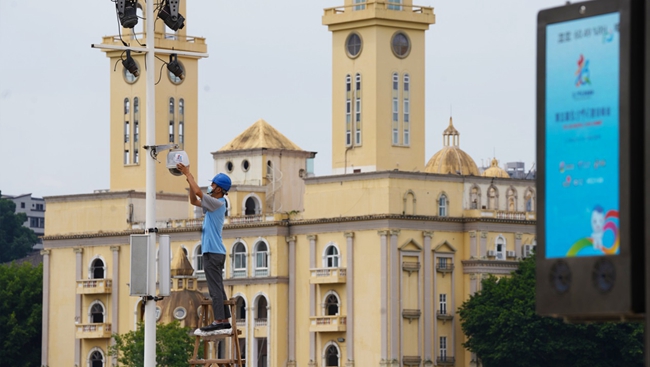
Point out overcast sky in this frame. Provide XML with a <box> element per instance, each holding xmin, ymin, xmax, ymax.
<box><xmin>0</xmin><ymin>0</ymin><xmax>572</xmax><ymax>198</ymax></box>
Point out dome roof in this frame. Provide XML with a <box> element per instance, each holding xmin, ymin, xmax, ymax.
<box><xmin>482</xmin><ymin>158</ymin><xmax>510</xmax><ymax>178</ymax></box>
<box><xmin>424</xmin><ymin>118</ymin><xmax>479</xmax><ymax>176</ymax></box>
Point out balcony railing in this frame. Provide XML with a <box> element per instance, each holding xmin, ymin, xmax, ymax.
<box><xmin>436</xmin><ymin>263</ymin><xmax>454</xmax><ymax>273</ymax></box>
<box><xmin>236</xmin><ymin>318</ymin><xmax>246</xmax><ymax>328</ymax></box>
<box><xmin>309</xmin><ymin>315</ymin><xmax>347</xmax><ymax>332</ymax></box>
<box><xmin>254</xmin><ymin>318</ymin><xmax>267</xmax><ymax>327</ymax></box>
<box><xmin>323</xmin><ymin>1</ymin><xmax>435</xmax><ymax>17</ymax></box>
<box><xmin>232</xmin><ymin>269</ymin><xmax>247</xmax><ymax>278</ymax></box>
<box><xmin>464</xmin><ymin>209</ymin><xmax>535</xmax><ymax>220</ymax></box>
<box><xmin>436</xmin><ymin>356</ymin><xmax>455</xmax><ymax>366</ymax></box>
<box><xmin>436</xmin><ymin>311</ymin><xmax>453</xmax><ymax>321</ymax></box>
<box><xmin>76</xmin><ymin>323</ymin><xmax>112</xmax><ymax>339</ymax></box>
<box><xmin>254</xmin><ymin>268</ymin><xmax>269</xmax><ymax>277</ymax></box>
<box><xmin>309</xmin><ymin>268</ymin><xmax>347</xmax><ymax>284</ymax></box>
<box><xmin>76</xmin><ymin>279</ymin><xmax>112</xmax><ymax>294</ymax></box>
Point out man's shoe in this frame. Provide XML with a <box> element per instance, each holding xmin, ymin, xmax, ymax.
<box><xmin>200</xmin><ymin>323</ymin><xmax>220</xmax><ymax>332</ymax></box>
<box><xmin>216</xmin><ymin>322</ymin><xmax>232</xmax><ymax>330</ymax></box>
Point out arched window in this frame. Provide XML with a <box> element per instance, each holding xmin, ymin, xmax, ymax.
<box><xmin>168</xmin><ymin>97</ymin><xmax>175</xmax><ymax>142</ymax></box>
<box><xmin>90</xmin><ymin>258</ymin><xmax>105</xmax><ymax>279</ymax></box>
<box><xmin>236</xmin><ymin>296</ymin><xmax>246</xmax><ymax>322</ymax></box>
<box><xmin>470</xmin><ymin>185</ymin><xmax>481</xmax><ymax>209</ymax></box>
<box><xmin>124</xmin><ymin>98</ymin><xmax>130</xmax><ymax>115</ymax></box>
<box><xmin>134</xmin><ymin>97</ymin><xmax>140</xmax><ymax>143</ymax></box>
<box><xmin>525</xmin><ymin>188</ymin><xmax>536</xmax><ymax>212</ymax></box>
<box><xmin>438</xmin><ymin>193</ymin><xmax>448</xmax><ymax>217</ymax></box>
<box><xmin>324</xmin><ymin>343</ymin><xmax>340</xmax><ymax>367</ymax></box>
<box><xmin>232</xmin><ymin>242</ymin><xmax>247</xmax><ymax>278</ymax></box>
<box><xmin>507</xmin><ymin>187</ymin><xmax>517</xmax><ymax>212</ymax></box>
<box><xmin>254</xmin><ymin>241</ymin><xmax>269</xmax><ymax>277</ymax></box>
<box><xmin>488</xmin><ymin>185</ymin><xmax>498</xmax><ymax>210</ymax></box>
<box><xmin>323</xmin><ymin>291</ymin><xmax>340</xmax><ymax>316</ymax></box>
<box><xmin>178</xmin><ymin>98</ymin><xmax>184</xmax><ymax>147</ymax></box>
<box><xmin>392</xmin><ymin>72</ymin><xmax>399</xmax><ymax>145</ymax></box>
<box><xmin>89</xmin><ymin>301</ymin><xmax>105</xmax><ymax>323</ymax></box>
<box><xmin>88</xmin><ymin>348</ymin><xmax>105</xmax><ymax>367</ymax></box>
<box><xmin>323</xmin><ymin>244</ymin><xmax>340</xmax><ymax>268</ymax></box>
<box><xmin>495</xmin><ymin>235</ymin><xmax>506</xmax><ymax>260</ymax></box>
<box><xmin>256</xmin><ymin>296</ymin><xmax>268</xmax><ymax>320</ymax></box>
<box><xmin>244</xmin><ymin>196</ymin><xmax>260</xmax><ymax>215</ymax></box>
<box><xmin>403</xmin><ymin>73</ymin><xmax>410</xmax><ymax>146</ymax></box>
<box><xmin>194</xmin><ymin>244</ymin><xmax>204</xmax><ymax>273</ymax></box>
<box><xmin>345</xmin><ymin>74</ymin><xmax>352</xmax><ymax>146</ymax></box>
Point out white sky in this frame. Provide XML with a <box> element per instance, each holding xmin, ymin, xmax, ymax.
<box><xmin>0</xmin><ymin>0</ymin><xmax>572</xmax><ymax>198</ymax></box>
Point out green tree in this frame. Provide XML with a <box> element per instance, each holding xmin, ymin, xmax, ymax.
<box><xmin>0</xmin><ymin>262</ymin><xmax>43</xmax><ymax>367</ymax></box>
<box><xmin>458</xmin><ymin>255</ymin><xmax>643</xmax><ymax>367</ymax></box>
<box><xmin>0</xmin><ymin>190</ymin><xmax>39</xmax><ymax>263</ymax></box>
<box><xmin>109</xmin><ymin>320</ymin><xmax>196</xmax><ymax>367</ymax></box>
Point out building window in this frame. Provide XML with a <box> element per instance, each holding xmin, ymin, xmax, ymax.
<box><xmin>89</xmin><ymin>301</ymin><xmax>105</xmax><ymax>323</ymax></box>
<box><xmin>233</xmin><ymin>242</ymin><xmax>247</xmax><ymax>278</ymax></box>
<box><xmin>178</xmin><ymin>98</ymin><xmax>185</xmax><ymax>146</ymax></box>
<box><xmin>525</xmin><ymin>188</ymin><xmax>535</xmax><ymax>212</ymax></box>
<box><xmin>194</xmin><ymin>244</ymin><xmax>204</xmax><ymax>272</ymax></box>
<box><xmin>124</xmin><ymin>121</ymin><xmax>130</xmax><ymax>143</ymax></box>
<box><xmin>488</xmin><ymin>185</ymin><xmax>498</xmax><ymax>210</ymax></box>
<box><xmin>256</xmin><ymin>296</ymin><xmax>268</xmax><ymax>320</ymax></box>
<box><xmin>392</xmin><ymin>73</ymin><xmax>399</xmax><ymax>145</ymax></box>
<box><xmin>346</xmin><ymin>32</ymin><xmax>362</xmax><ymax>58</ymax></box>
<box><xmin>244</xmin><ymin>195</ymin><xmax>260</xmax><ymax>215</ymax></box>
<box><xmin>124</xmin><ymin>150</ymin><xmax>130</xmax><ymax>165</ymax></box>
<box><xmin>236</xmin><ymin>296</ymin><xmax>246</xmax><ymax>322</ymax></box>
<box><xmin>324</xmin><ymin>343</ymin><xmax>340</xmax><ymax>367</ymax></box>
<box><xmin>324</xmin><ymin>292</ymin><xmax>340</xmax><ymax>316</ymax></box>
<box><xmin>440</xmin><ymin>336</ymin><xmax>448</xmax><ymax>359</ymax></box>
<box><xmin>388</xmin><ymin>0</ymin><xmax>403</xmax><ymax>11</ymax></box>
<box><xmin>353</xmin><ymin>0</ymin><xmax>365</xmax><ymax>11</ymax></box>
<box><xmin>134</xmin><ymin>97</ymin><xmax>140</xmax><ymax>144</ymax></box>
<box><xmin>438</xmin><ymin>194</ymin><xmax>448</xmax><ymax>217</ymax></box>
<box><xmin>88</xmin><ymin>348</ymin><xmax>105</xmax><ymax>367</ymax></box>
<box><xmin>346</xmin><ymin>75</ymin><xmax>352</xmax><ymax>146</ymax></box>
<box><xmin>90</xmin><ymin>258</ymin><xmax>105</xmax><ymax>279</ymax></box>
<box><xmin>21</xmin><ymin>202</ymin><xmax>25</xmax><ymax>209</ymax></box>
<box><xmin>323</xmin><ymin>244</ymin><xmax>340</xmax><ymax>268</ymax></box>
<box><xmin>495</xmin><ymin>235</ymin><xmax>506</xmax><ymax>260</ymax></box>
<box><xmin>439</xmin><ymin>294</ymin><xmax>447</xmax><ymax>314</ymax></box>
<box><xmin>403</xmin><ymin>74</ymin><xmax>410</xmax><ymax>145</ymax></box>
<box><xmin>254</xmin><ymin>241</ymin><xmax>269</xmax><ymax>277</ymax></box>
<box><xmin>470</xmin><ymin>185</ymin><xmax>481</xmax><ymax>209</ymax></box>
<box><xmin>134</xmin><ymin>149</ymin><xmax>139</xmax><ymax>164</ymax></box>
<box><xmin>124</xmin><ymin>98</ymin><xmax>130</xmax><ymax>115</ymax></box>
<box><xmin>355</xmin><ymin>73</ymin><xmax>362</xmax><ymax>145</ymax></box>
<box><xmin>438</xmin><ymin>257</ymin><xmax>451</xmax><ymax>270</ymax></box>
<box><xmin>168</xmin><ymin>98</ymin><xmax>175</xmax><ymax>143</ymax></box>
<box><xmin>391</xmin><ymin>31</ymin><xmax>411</xmax><ymax>58</ymax></box>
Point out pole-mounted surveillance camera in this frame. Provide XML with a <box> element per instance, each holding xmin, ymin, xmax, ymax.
<box><xmin>166</xmin><ymin>150</ymin><xmax>189</xmax><ymax>176</ymax></box>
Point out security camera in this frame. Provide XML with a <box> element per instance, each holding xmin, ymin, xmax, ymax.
<box><xmin>166</xmin><ymin>150</ymin><xmax>189</xmax><ymax>176</ymax></box>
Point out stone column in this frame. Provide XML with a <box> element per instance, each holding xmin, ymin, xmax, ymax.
<box><xmin>73</xmin><ymin>248</ymin><xmax>83</xmax><ymax>367</ymax></box>
<box><xmin>469</xmin><ymin>231</ymin><xmax>477</xmax><ymax>258</ymax></box>
<box><xmin>422</xmin><ymin>232</ymin><xmax>433</xmax><ymax>365</ymax></box>
<box><xmin>515</xmin><ymin>233</ymin><xmax>523</xmax><ymax>259</ymax></box>
<box><xmin>470</xmin><ymin>274</ymin><xmax>478</xmax><ymax>295</ymax></box>
<box><xmin>111</xmin><ymin>245</ymin><xmax>120</xmax><ymax>366</ymax></box>
<box><xmin>480</xmin><ymin>231</ymin><xmax>488</xmax><ymax>258</ymax></box>
<box><xmin>344</xmin><ymin>232</ymin><xmax>355</xmax><ymax>367</ymax></box>
<box><xmin>389</xmin><ymin>230</ymin><xmax>400</xmax><ymax>367</ymax></box>
<box><xmin>377</xmin><ymin>230</ymin><xmax>389</xmax><ymax>364</ymax></box>
<box><xmin>41</xmin><ymin>249</ymin><xmax>50</xmax><ymax>367</ymax></box>
<box><xmin>286</xmin><ymin>236</ymin><xmax>297</xmax><ymax>367</ymax></box>
<box><xmin>307</xmin><ymin>234</ymin><xmax>318</xmax><ymax>367</ymax></box>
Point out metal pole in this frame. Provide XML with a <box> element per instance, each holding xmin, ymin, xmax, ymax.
<box><xmin>143</xmin><ymin>0</ymin><xmax>157</xmax><ymax>364</ymax></box>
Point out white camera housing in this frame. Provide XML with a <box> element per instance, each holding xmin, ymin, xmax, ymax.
<box><xmin>166</xmin><ymin>150</ymin><xmax>190</xmax><ymax>176</ymax></box>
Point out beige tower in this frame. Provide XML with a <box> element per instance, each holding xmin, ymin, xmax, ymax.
<box><xmin>323</xmin><ymin>0</ymin><xmax>435</xmax><ymax>174</ymax></box>
<box><xmin>100</xmin><ymin>1</ymin><xmax>207</xmax><ymax>194</ymax></box>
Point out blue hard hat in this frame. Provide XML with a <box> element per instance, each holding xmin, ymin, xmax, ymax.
<box><xmin>212</xmin><ymin>173</ymin><xmax>232</xmax><ymax>192</ymax></box>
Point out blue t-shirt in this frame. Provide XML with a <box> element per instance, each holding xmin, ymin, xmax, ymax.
<box><xmin>201</xmin><ymin>195</ymin><xmax>226</xmax><ymax>254</ymax></box>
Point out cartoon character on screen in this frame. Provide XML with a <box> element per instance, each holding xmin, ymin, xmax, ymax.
<box><xmin>590</xmin><ymin>205</ymin><xmax>605</xmax><ymax>251</ymax></box>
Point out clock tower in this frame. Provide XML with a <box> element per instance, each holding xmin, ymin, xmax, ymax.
<box><xmin>323</xmin><ymin>0</ymin><xmax>435</xmax><ymax>174</ymax></box>
<box><xmin>99</xmin><ymin>1</ymin><xmax>207</xmax><ymax>194</ymax></box>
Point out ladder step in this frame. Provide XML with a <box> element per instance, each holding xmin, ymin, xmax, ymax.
<box><xmin>189</xmin><ymin>359</ymin><xmax>246</xmax><ymax>364</ymax></box>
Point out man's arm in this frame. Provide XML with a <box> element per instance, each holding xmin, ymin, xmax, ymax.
<box><xmin>177</xmin><ymin>163</ymin><xmax>202</xmax><ymax>207</ymax></box>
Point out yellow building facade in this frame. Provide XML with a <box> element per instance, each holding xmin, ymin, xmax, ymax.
<box><xmin>41</xmin><ymin>2</ymin><xmax>537</xmax><ymax>367</ymax></box>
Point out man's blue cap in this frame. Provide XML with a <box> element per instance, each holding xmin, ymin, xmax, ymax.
<box><xmin>212</xmin><ymin>173</ymin><xmax>232</xmax><ymax>192</ymax></box>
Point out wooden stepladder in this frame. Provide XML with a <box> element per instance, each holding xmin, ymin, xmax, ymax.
<box><xmin>189</xmin><ymin>298</ymin><xmax>244</xmax><ymax>367</ymax></box>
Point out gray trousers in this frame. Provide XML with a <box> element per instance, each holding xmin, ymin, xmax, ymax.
<box><xmin>203</xmin><ymin>253</ymin><xmax>231</xmax><ymax>321</ymax></box>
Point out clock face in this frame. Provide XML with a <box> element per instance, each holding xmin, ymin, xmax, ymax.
<box><xmin>346</xmin><ymin>32</ymin><xmax>362</xmax><ymax>58</ymax></box>
<box><xmin>391</xmin><ymin>31</ymin><xmax>411</xmax><ymax>59</ymax></box>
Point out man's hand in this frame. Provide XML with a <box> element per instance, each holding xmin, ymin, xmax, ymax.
<box><xmin>177</xmin><ymin>163</ymin><xmax>190</xmax><ymax>176</ymax></box>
